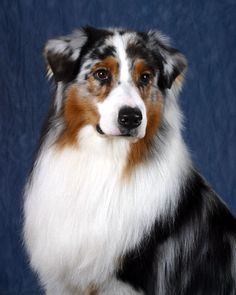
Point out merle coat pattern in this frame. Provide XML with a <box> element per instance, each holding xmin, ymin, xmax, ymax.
<box><xmin>23</xmin><ymin>27</ymin><xmax>236</xmax><ymax>295</ymax></box>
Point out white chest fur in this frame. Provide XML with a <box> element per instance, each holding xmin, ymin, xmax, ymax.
<box><xmin>24</xmin><ymin>126</ymin><xmax>189</xmax><ymax>289</ymax></box>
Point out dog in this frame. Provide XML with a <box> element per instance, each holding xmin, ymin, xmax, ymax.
<box><xmin>23</xmin><ymin>27</ymin><xmax>236</xmax><ymax>295</ymax></box>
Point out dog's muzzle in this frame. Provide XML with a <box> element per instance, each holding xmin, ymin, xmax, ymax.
<box><xmin>96</xmin><ymin>105</ymin><xmax>144</xmax><ymax>138</ymax></box>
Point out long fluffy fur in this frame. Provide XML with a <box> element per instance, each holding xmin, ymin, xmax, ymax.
<box><xmin>23</xmin><ymin>27</ymin><xmax>236</xmax><ymax>295</ymax></box>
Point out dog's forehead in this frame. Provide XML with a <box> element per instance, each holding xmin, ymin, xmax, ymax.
<box><xmin>81</xmin><ymin>30</ymin><xmax>154</xmax><ymax>80</ymax></box>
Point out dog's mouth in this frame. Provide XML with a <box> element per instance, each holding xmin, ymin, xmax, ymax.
<box><xmin>96</xmin><ymin>124</ymin><xmax>105</xmax><ymax>135</ymax></box>
<box><xmin>96</xmin><ymin>124</ymin><xmax>132</xmax><ymax>137</ymax></box>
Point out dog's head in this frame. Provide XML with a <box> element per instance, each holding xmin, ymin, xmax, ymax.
<box><xmin>45</xmin><ymin>27</ymin><xmax>187</xmax><ymax>144</ymax></box>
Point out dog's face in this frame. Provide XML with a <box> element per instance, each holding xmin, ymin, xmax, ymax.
<box><xmin>45</xmin><ymin>27</ymin><xmax>187</xmax><ymax>143</ymax></box>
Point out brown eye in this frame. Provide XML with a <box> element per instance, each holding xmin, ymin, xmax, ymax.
<box><xmin>139</xmin><ymin>72</ymin><xmax>151</xmax><ymax>85</ymax></box>
<box><xmin>94</xmin><ymin>69</ymin><xmax>111</xmax><ymax>82</ymax></box>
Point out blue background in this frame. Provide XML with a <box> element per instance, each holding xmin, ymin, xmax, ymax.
<box><xmin>0</xmin><ymin>0</ymin><xmax>235</xmax><ymax>294</ymax></box>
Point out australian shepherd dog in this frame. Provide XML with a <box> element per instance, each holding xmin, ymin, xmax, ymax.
<box><xmin>23</xmin><ymin>27</ymin><xmax>236</xmax><ymax>295</ymax></box>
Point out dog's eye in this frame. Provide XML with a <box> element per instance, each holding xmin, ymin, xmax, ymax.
<box><xmin>139</xmin><ymin>72</ymin><xmax>151</xmax><ymax>85</ymax></box>
<box><xmin>94</xmin><ymin>69</ymin><xmax>111</xmax><ymax>82</ymax></box>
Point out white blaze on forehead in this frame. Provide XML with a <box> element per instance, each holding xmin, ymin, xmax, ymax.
<box><xmin>112</xmin><ymin>33</ymin><xmax>130</xmax><ymax>82</ymax></box>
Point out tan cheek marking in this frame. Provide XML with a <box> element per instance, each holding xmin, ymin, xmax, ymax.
<box><xmin>88</xmin><ymin>57</ymin><xmax>119</xmax><ymax>102</ymax></box>
<box><xmin>124</xmin><ymin>94</ymin><xmax>164</xmax><ymax>176</ymax></box>
<box><xmin>57</xmin><ymin>85</ymin><xmax>99</xmax><ymax>147</ymax></box>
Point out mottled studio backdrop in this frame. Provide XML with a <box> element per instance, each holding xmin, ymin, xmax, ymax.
<box><xmin>0</xmin><ymin>0</ymin><xmax>236</xmax><ymax>294</ymax></box>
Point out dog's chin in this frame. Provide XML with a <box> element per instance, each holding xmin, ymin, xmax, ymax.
<box><xmin>96</xmin><ymin>124</ymin><xmax>143</xmax><ymax>140</ymax></box>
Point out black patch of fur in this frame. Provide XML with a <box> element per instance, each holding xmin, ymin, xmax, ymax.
<box><xmin>117</xmin><ymin>170</ymin><xmax>236</xmax><ymax>294</ymax></box>
<box><xmin>90</xmin><ymin>45</ymin><xmax>116</xmax><ymax>60</ymax></box>
<box><xmin>46</xmin><ymin>48</ymin><xmax>80</xmax><ymax>83</ymax></box>
<box><xmin>78</xmin><ymin>27</ymin><xmax>113</xmax><ymax>64</ymax></box>
<box><xmin>127</xmin><ymin>42</ymin><xmax>154</xmax><ymax>67</ymax></box>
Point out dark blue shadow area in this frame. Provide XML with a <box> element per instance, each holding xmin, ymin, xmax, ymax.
<box><xmin>0</xmin><ymin>0</ymin><xmax>235</xmax><ymax>293</ymax></box>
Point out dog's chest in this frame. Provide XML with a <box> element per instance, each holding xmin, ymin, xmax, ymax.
<box><xmin>24</xmin><ymin>134</ymin><xmax>157</xmax><ymax>286</ymax></box>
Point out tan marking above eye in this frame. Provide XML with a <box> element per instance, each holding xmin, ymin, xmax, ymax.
<box><xmin>132</xmin><ymin>60</ymin><xmax>154</xmax><ymax>103</ymax></box>
<box><xmin>91</xmin><ymin>56</ymin><xmax>119</xmax><ymax>80</ymax></box>
<box><xmin>132</xmin><ymin>60</ymin><xmax>154</xmax><ymax>86</ymax></box>
<box><xmin>88</xmin><ymin>57</ymin><xmax>119</xmax><ymax>102</ymax></box>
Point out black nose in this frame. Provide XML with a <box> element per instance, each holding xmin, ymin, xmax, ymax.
<box><xmin>118</xmin><ymin>107</ymin><xmax>142</xmax><ymax>130</ymax></box>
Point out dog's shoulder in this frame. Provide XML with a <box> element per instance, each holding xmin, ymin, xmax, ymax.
<box><xmin>118</xmin><ymin>169</ymin><xmax>236</xmax><ymax>294</ymax></box>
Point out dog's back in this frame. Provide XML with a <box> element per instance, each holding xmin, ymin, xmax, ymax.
<box><xmin>23</xmin><ymin>27</ymin><xmax>236</xmax><ymax>295</ymax></box>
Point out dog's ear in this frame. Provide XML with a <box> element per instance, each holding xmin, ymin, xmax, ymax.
<box><xmin>148</xmin><ymin>31</ymin><xmax>187</xmax><ymax>90</ymax></box>
<box><xmin>44</xmin><ymin>30</ymin><xmax>87</xmax><ymax>82</ymax></box>
<box><xmin>158</xmin><ymin>49</ymin><xmax>187</xmax><ymax>90</ymax></box>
